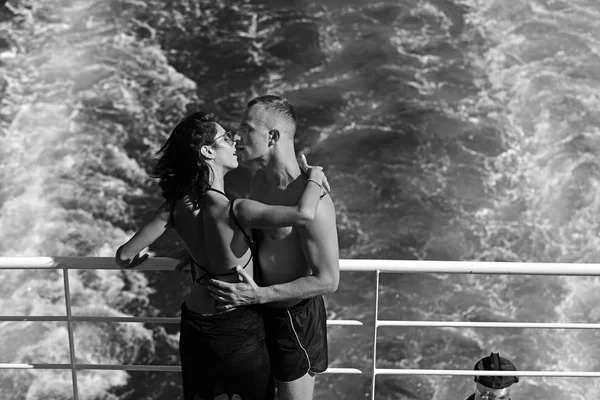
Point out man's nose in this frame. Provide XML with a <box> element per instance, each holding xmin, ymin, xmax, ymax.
<box><xmin>233</xmin><ymin>132</ymin><xmax>241</xmax><ymax>142</ymax></box>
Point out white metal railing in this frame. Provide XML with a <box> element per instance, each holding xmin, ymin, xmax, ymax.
<box><xmin>1</xmin><ymin>257</ymin><xmax>600</xmax><ymax>400</ymax></box>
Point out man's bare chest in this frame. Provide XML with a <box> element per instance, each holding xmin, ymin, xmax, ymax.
<box><xmin>254</xmin><ymin>187</ymin><xmax>301</xmax><ymax>241</ymax></box>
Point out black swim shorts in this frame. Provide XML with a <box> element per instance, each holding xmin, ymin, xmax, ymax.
<box><xmin>179</xmin><ymin>303</ymin><xmax>275</xmax><ymax>400</ymax></box>
<box><xmin>262</xmin><ymin>296</ymin><xmax>328</xmax><ymax>382</ymax></box>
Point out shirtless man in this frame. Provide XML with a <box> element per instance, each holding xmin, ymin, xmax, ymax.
<box><xmin>208</xmin><ymin>95</ymin><xmax>340</xmax><ymax>400</ymax></box>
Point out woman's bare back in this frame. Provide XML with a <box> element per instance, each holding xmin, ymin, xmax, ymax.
<box><xmin>170</xmin><ymin>192</ymin><xmax>255</xmax><ymax>315</ymax></box>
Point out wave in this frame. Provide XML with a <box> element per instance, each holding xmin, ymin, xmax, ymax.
<box><xmin>0</xmin><ymin>1</ymin><xmax>196</xmax><ymax>398</ymax></box>
<box><xmin>2</xmin><ymin>0</ymin><xmax>600</xmax><ymax>399</ymax></box>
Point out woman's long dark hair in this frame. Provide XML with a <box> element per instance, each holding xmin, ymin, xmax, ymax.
<box><xmin>151</xmin><ymin>111</ymin><xmax>217</xmax><ymax>208</ymax></box>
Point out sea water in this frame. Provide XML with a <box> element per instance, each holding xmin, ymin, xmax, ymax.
<box><xmin>1</xmin><ymin>0</ymin><xmax>600</xmax><ymax>399</ymax></box>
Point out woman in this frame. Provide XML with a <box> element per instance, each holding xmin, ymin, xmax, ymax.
<box><xmin>115</xmin><ymin>112</ymin><xmax>327</xmax><ymax>400</ymax></box>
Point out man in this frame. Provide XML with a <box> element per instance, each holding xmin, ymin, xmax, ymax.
<box><xmin>466</xmin><ymin>352</ymin><xmax>519</xmax><ymax>400</ymax></box>
<box><xmin>208</xmin><ymin>95</ymin><xmax>340</xmax><ymax>400</ymax></box>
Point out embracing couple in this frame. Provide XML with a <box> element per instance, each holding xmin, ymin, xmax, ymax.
<box><xmin>116</xmin><ymin>95</ymin><xmax>340</xmax><ymax>400</ymax></box>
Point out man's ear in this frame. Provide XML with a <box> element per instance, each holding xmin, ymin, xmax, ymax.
<box><xmin>200</xmin><ymin>145</ymin><xmax>215</xmax><ymax>159</ymax></box>
<box><xmin>268</xmin><ymin>129</ymin><xmax>280</xmax><ymax>146</ymax></box>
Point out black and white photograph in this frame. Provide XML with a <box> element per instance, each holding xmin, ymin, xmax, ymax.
<box><xmin>1</xmin><ymin>0</ymin><xmax>600</xmax><ymax>399</ymax></box>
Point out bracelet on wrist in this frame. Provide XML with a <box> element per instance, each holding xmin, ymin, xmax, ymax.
<box><xmin>305</xmin><ymin>178</ymin><xmax>326</xmax><ymax>197</ymax></box>
<box><xmin>305</xmin><ymin>178</ymin><xmax>323</xmax><ymax>189</ymax></box>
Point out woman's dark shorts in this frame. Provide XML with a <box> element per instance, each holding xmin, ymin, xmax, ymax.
<box><xmin>262</xmin><ymin>296</ymin><xmax>329</xmax><ymax>382</ymax></box>
<box><xmin>179</xmin><ymin>303</ymin><xmax>275</xmax><ymax>400</ymax></box>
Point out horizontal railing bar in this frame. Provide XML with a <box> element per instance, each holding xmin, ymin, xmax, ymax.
<box><xmin>0</xmin><ymin>316</ymin><xmax>362</xmax><ymax>326</ymax></box>
<box><xmin>327</xmin><ymin>320</ymin><xmax>363</xmax><ymax>326</ymax></box>
<box><xmin>3</xmin><ymin>257</ymin><xmax>600</xmax><ymax>276</ymax></box>
<box><xmin>375</xmin><ymin>369</ymin><xmax>600</xmax><ymax>378</ymax></box>
<box><xmin>0</xmin><ymin>363</ymin><xmax>72</xmax><ymax>369</ymax></box>
<box><xmin>5</xmin><ymin>364</ymin><xmax>597</xmax><ymax>377</ymax></box>
<box><xmin>74</xmin><ymin>316</ymin><xmax>178</xmax><ymax>323</ymax></box>
<box><xmin>0</xmin><ymin>316</ymin><xmax>69</xmax><ymax>322</ymax></box>
<box><xmin>0</xmin><ymin>257</ymin><xmax>176</xmax><ymax>271</ymax></box>
<box><xmin>324</xmin><ymin>368</ymin><xmax>363</xmax><ymax>374</ymax></box>
<box><xmin>0</xmin><ymin>364</ymin><xmax>181</xmax><ymax>372</ymax></box>
<box><xmin>77</xmin><ymin>364</ymin><xmax>181</xmax><ymax>372</ymax></box>
<box><xmin>377</xmin><ymin>321</ymin><xmax>600</xmax><ymax>329</ymax></box>
<box><xmin>0</xmin><ymin>363</ymin><xmax>362</xmax><ymax>374</ymax></box>
<box><xmin>0</xmin><ymin>316</ymin><xmax>178</xmax><ymax>323</ymax></box>
<box><xmin>0</xmin><ymin>316</ymin><xmax>179</xmax><ymax>323</ymax></box>
<box><xmin>341</xmin><ymin>259</ymin><xmax>600</xmax><ymax>275</ymax></box>
<box><xmin>75</xmin><ymin>366</ymin><xmax>364</xmax><ymax>374</ymax></box>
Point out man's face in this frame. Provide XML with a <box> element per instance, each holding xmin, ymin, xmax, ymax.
<box><xmin>475</xmin><ymin>383</ymin><xmax>510</xmax><ymax>400</ymax></box>
<box><xmin>235</xmin><ymin>105</ymin><xmax>271</xmax><ymax>163</ymax></box>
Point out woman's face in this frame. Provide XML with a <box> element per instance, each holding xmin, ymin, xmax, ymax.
<box><xmin>211</xmin><ymin>123</ymin><xmax>239</xmax><ymax>170</ymax></box>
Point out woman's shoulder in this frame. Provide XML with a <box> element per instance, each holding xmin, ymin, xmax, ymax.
<box><xmin>202</xmin><ymin>192</ymin><xmax>232</xmax><ymax>219</ymax></box>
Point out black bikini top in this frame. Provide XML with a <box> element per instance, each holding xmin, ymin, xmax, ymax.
<box><xmin>170</xmin><ymin>188</ymin><xmax>255</xmax><ymax>284</ymax></box>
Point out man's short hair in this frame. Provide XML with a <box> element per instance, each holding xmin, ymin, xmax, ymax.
<box><xmin>247</xmin><ymin>95</ymin><xmax>297</xmax><ymax>134</ymax></box>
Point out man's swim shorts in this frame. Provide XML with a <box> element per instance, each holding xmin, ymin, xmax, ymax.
<box><xmin>262</xmin><ymin>296</ymin><xmax>328</xmax><ymax>382</ymax></box>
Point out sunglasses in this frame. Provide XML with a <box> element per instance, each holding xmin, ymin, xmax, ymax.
<box><xmin>214</xmin><ymin>131</ymin><xmax>235</xmax><ymax>146</ymax></box>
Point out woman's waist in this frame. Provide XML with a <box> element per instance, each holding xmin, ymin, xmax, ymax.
<box><xmin>181</xmin><ymin>297</ymin><xmax>262</xmax><ymax>329</ymax></box>
<box><xmin>184</xmin><ymin>285</ymin><xmax>218</xmax><ymax>315</ymax></box>
<box><xmin>192</xmin><ymin>263</ymin><xmax>254</xmax><ymax>282</ymax></box>
<box><xmin>182</xmin><ymin>290</ymin><xmax>260</xmax><ymax>322</ymax></box>
<box><xmin>185</xmin><ymin>284</ymin><xmax>252</xmax><ymax>316</ymax></box>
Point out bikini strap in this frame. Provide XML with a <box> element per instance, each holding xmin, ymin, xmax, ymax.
<box><xmin>169</xmin><ymin>200</ymin><xmax>176</xmax><ymax>228</ymax></box>
<box><xmin>205</xmin><ymin>187</ymin><xmax>255</xmax><ymax>262</ymax></box>
<box><xmin>229</xmin><ymin>199</ymin><xmax>253</xmax><ymax>249</ymax></box>
<box><xmin>206</xmin><ymin>187</ymin><xmax>228</xmax><ymax>198</ymax></box>
<box><xmin>198</xmin><ymin>199</ymin><xmax>254</xmax><ymax>278</ymax></box>
<box><xmin>188</xmin><ymin>190</ymin><xmax>254</xmax><ymax>281</ymax></box>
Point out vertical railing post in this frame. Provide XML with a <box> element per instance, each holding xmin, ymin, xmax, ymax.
<box><xmin>62</xmin><ymin>268</ymin><xmax>79</xmax><ymax>400</ymax></box>
<box><xmin>371</xmin><ymin>270</ymin><xmax>380</xmax><ymax>400</ymax></box>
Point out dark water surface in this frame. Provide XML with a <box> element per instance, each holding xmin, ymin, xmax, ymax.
<box><xmin>2</xmin><ymin>0</ymin><xmax>600</xmax><ymax>399</ymax></box>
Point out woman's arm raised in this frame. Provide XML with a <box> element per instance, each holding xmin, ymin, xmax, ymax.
<box><xmin>233</xmin><ymin>165</ymin><xmax>327</xmax><ymax>230</ymax></box>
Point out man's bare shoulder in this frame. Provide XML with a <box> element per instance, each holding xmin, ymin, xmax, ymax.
<box><xmin>320</xmin><ymin>191</ymin><xmax>335</xmax><ymax>208</ymax></box>
<box><xmin>314</xmin><ymin>192</ymin><xmax>336</xmax><ymax>222</ymax></box>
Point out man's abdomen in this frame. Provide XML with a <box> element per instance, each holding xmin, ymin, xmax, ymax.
<box><xmin>258</xmin><ymin>233</ymin><xmax>312</xmax><ymax>308</ymax></box>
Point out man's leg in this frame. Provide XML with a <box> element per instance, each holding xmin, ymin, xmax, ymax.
<box><xmin>264</xmin><ymin>297</ymin><xmax>328</xmax><ymax>400</ymax></box>
<box><xmin>277</xmin><ymin>373</ymin><xmax>315</xmax><ymax>400</ymax></box>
